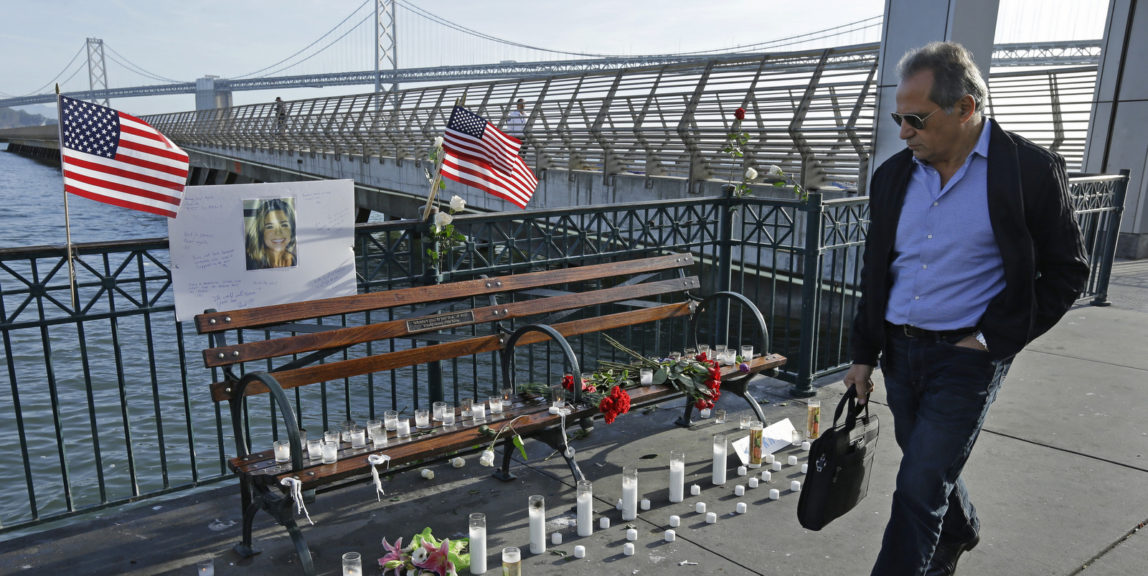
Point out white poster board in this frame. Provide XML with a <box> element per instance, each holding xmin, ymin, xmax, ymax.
<box><xmin>168</xmin><ymin>180</ymin><xmax>357</xmax><ymax>322</ymax></box>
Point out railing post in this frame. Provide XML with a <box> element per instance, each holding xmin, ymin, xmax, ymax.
<box><xmin>791</xmin><ymin>191</ymin><xmax>823</xmax><ymax>397</ymax></box>
<box><xmin>714</xmin><ymin>188</ymin><xmax>736</xmax><ymax>338</ymax></box>
<box><xmin>1091</xmin><ymin>169</ymin><xmax>1130</xmax><ymax>306</ymax></box>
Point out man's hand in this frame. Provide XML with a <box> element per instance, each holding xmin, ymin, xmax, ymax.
<box><xmin>844</xmin><ymin>363</ymin><xmax>876</xmax><ymax>405</ymax></box>
<box><xmin>953</xmin><ymin>332</ymin><xmax>988</xmax><ymax>351</ymax></box>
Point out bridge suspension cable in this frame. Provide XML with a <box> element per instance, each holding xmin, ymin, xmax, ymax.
<box><xmin>21</xmin><ymin>42</ymin><xmax>87</xmax><ymax>96</ymax></box>
<box><xmin>104</xmin><ymin>44</ymin><xmax>186</xmax><ymax>84</ymax></box>
<box><xmin>227</xmin><ymin>0</ymin><xmax>374</xmax><ymax>79</ymax></box>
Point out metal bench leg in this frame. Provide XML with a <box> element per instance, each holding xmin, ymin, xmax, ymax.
<box><xmin>283</xmin><ymin>514</ymin><xmax>316</xmax><ymax>576</ymax></box>
<box><xmin>233</xmin><ymin>476</ymin><xmax>262</xmax><ymax>558</ymax></box>
<box><xmin>675</xmin><ymin>401</ymin><xmax>697</xmax><ymax>428</ymax></box>
<box><xmin>492</xmin><ymin>435</ymin><xmax>517</xmax><ymax>482</ymax></box>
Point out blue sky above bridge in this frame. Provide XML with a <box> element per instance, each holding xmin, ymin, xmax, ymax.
<box><xmin>0</xmin><ymin>0</ymin><xmax>1110</xmax><ymax>117</ymax></box>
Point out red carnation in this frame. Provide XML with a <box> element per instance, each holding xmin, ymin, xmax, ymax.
<box><xmin>599</xmin><ymin>385</ymin><xmax>632</xmax><ymax>424</ymax></box>
<box><xmin>734</xmin><ymin>107</ymin><xmax>746</xmax><ymax>120</ymax></box>
<box><xmin>562</xmin><ymin>374</ymin><xmax>575</xmax><ymax>391</ymax></box>
<box><xmin>695</xmin><ymin>398</ymin><xmax>708</xmax><ymax>410</ymax></box>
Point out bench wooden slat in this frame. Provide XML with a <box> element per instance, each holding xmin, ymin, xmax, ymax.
<box><xmin>203</xmin><ymin>276</ymin><xmax>700</xmax><ymax>368</ymax></box>
<box><xmin>195</xmin><ymin>253</ymin><xmax>694</xmax><ymax>334</ymax></box>
<box><xmin>210</xmin><ymin>301</ymin><xmax>696</xmax><ymax>402</ymax></box>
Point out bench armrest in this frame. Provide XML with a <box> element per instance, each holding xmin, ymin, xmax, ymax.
<box><xmin>229</xmin><ymin>371</ymin><xmax>306</xmax><ymax>471</ymax></box>
<box><xmin>690</xmin><ymin>290</ymin><xmax>771</xmax><ymax>355</ymax></box>
<box><xmin>500</xmin><ymin>323</ymin><xmax>584</xmax><ymax>404</ymax></box>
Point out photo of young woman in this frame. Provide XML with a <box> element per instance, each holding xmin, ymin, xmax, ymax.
<box><xmin>243</xmin><ymin>197</ymin><xmax>298</xmax><ymax>270</ymax></box>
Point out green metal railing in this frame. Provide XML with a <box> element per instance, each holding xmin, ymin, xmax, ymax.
<box><xmin>0</xmin><ymin>173</ymin><xmax>1128</xmax><ymax>534</ymax></box>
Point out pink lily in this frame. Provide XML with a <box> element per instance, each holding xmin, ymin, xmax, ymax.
<box><xmin>378</xmin><ymin>536</ymin><xmax>406</xmax><ymax>575</ymax></box>
<box><xmin>414</xmin><ymin>537</ymin><xmax>456</xmax><ymax>576</ymax></box>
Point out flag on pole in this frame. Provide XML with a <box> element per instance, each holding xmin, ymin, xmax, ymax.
<box><xmin>441</xmin><ymin>106</ymin><xmax>537</xmax><ymax>209</ymax></box>
<box><xmin>58</xmin><ymin>95</ymin><xmax>189</xmax><ymax>218</ymax></box>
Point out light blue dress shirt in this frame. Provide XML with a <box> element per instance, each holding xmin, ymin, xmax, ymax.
<box><xmin>885</xmin><ymin>119</ymin><xmax>1004</xmax><ymax>330</ymax></box>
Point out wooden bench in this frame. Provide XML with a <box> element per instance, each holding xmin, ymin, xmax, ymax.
<box><xmin>195</xmin><ymin>253</ymin><xmax>786</xmax><ymax>574</ymax></box>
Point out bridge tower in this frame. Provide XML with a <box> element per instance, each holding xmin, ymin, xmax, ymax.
<box><xmin>85</xmin><ymin>38</ymin><xmax>109</xmax><ymax>106</ymax></box>
<box><xmin>375</xmin><ymin>0</ymin><xmax>398</xmax><ymax>96</ymax></box>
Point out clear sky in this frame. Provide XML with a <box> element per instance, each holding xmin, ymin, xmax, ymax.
<box><xmin>0</xmin><ymin>0</ymin><xmax>1110</xmax><ymax>117</ymax></box>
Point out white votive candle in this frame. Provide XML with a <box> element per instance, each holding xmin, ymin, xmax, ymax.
<box><xmin>801</xmin><ymin>441</ymin><xmax>811</xmax><ymax>451</ymax></box>
<box><xmin>748</xmin><ymin>478</ymin><xmax>759</xmax><ymax>488</ymax></box>
<box><xmin>801</xmin><ymin>463</ymin><xmax>808</xmax><ymax>474</ymax></box>
<box><xmin>626</xmin><ymin>528</ymin><xmax>637</xmax><ymax>541</ymax></box>
<box><xmin>640</xmin><ymin>498</ymin><xmax>651</xmax><ymax>511</ymax></box>
<box><xmin>695</xmin><ymin>502</ymin><xmax>706</xmax><ymax>514</ymax></box>
<box><xmin>772</xmin><ymin>461</ymin><xmax>783</xmax><ymax>471</ymax></box>
<box><xmin>640</xmin><ymin>368</ymin><xmax>653</xmax><ymax>384</ymax></box>
<box><xmin>552</xmin><ymin>532</ymin><xmax>562</xmax><ymax>545</ymax></box>
<box><xmin>469</xmin><ymin>514</ymin><xmax>487</xmax><ymax>575</ymax></box>
<box><xmin>669</xmin><ymin>515</ymin><xmax>680</xmax><ymax>527</ymax></box>
<box><xmin>788</xmin><ymin>455</ymin><xmax>798</xmax><ymax>466</ymax></box>
<box><xmin>736</xmin><ymin>502</ymin><xmax>747</xmax><ymax>514</ymax></box>
<box><xmin>600</xmin><ymin>517</ymin><xmax>610</xmax><ymax>530</ymax></box>
<box><xmin>762</xmin><ymin>470</ymin><xmax>772</xmax><ymax>482</ymax></box>
<box><xmin>712</xmin><ymin>433</ymin><xmax>727</xmax><ymax>486</ymax></box>
<box><xmin>623</xmin><ymin>543</ymin><xmax>635</xmax><ymax>556</ymax></box>
<box><xmin>576</xmin><ymin>481</ymin><xmax>593</xmax><ymax>537</ymax></box>
<box><xmin>790</xmin><ymin>480</ymin><xmax>802</xmax><ymax>492</ymax></box>
<box><xmin>764</xmin><ymin>453</ymin><xmax>774</xmax><ymax>465</ymax></box>
<box><xmin>690</xmin><ymin>484</ymin><xmax>701</xmax><ymax>496</ymax></box>
<box><xmin>528</xmin><ymin>495</ymin><xmax>546</xmax><ymax>554</ymax></box>
<box><xmin>737</xmin><ymin>465</ymin><xmax>747</xmax><ymax>477</ymax></box>
<box><xmin>669</xmin><ymin>456</ymin><xmax>686</xmax><ymax>503</ymax></box>
<box><xmin>573</xmin><ymin>545</ymin><xmax>585</xmax><ymax>559</ymax></box>
<box><xmin>664</xmin><ymin>529</ymin><xmax>676</xmax><ymax>542</ymax></box>
<box><xmin>769</xmin><ymin>488</ymin><xmax>780</xmax><ymax>500</ymax></box>
<box><xmin>622</xmin><ymin>467</ymin><xmax>639</xmax><ymax>521</ymax></box>
<box><xmin>734</xmin><ymin>485</ymin><xmax>745</xmax><ymax>496</ymax></box>
<box><xmin>396</xmin><ymin>420</ymin><xmax>411</xmax><ymax>438</ymax></box>
<box><xmin>705</xmin><ymin>512</ymin><xmax>717</xmax><ymax>524</ymax></box>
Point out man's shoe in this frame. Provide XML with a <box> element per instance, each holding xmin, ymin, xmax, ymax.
<box><xmin>925</xmin><ymin>533</ymin><xmax>980</xmax><ymax>576</ymax></box>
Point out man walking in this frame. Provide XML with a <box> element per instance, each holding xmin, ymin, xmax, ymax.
<box><xmin>507</xmin><ymin>98</ymin><xmax>527</xmax><ymax>139</ymax></box>
<box><xmin>844</xmin><ymin>42</ymin><xmax>1088</xmax><ymax>576</ymax></box>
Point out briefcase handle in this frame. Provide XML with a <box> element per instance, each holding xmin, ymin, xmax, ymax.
<box><xmin>832</xmin><ymin>386</ymin><xmax>871</xmax><ymax>433</ymax></box>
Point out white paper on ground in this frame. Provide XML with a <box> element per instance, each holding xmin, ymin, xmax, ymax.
<box><xmin>734</xmin><ymin>418</ymin><xmax>797</xmax><ymax>464</ymax></box>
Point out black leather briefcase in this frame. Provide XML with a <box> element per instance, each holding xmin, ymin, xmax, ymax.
<box><xmin>797</xmin><ymin>386</ymin><xmax>880</xmax><ymax>531</ymax></box>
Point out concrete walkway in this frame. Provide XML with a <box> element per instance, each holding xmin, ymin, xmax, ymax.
<box><xmin>2</xmin><ymin>261</ymin><xmax>1146</xmax><ymax>576</ymax></box>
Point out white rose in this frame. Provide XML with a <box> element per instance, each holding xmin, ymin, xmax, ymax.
<box><xmin>767</xmin><ymin>165</ymin><xmax>784</xmax><ymax>176</ymax></box>
<box><xmin>479</xmin><ymin>449</ymin><xmax>496</xmax><ymax>467</ymax></box>
<box><xmin>433</xmin><ymin>136</ymin><xmax>444</xmax><ymax>150</ymax></box>
<box><xmin>420</xmin><ymin>468</ymin><xmax>435</xmax><ymax>480</ymax></box>
<box><xmin>434</xmin><ymin>211</ymin><xmax>453</xmax><ymax>230</ymax></box>
<box><xmin>451</xmin><ymin>456</ymin><xmax>465</xmax><ymax>468</ymax></box>
<box><xmin>744</xmin><ymin>167</ymin><xmax>758</xmax><ymax>181</ymax></box>
<box><xmin>449</xmin><ymin>195</ymin><xmax>466</xmax><ymax>213</ymax></box>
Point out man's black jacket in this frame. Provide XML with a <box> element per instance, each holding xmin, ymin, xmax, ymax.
<box><xmin>851</xmin><ymin>119</ymin><xmax>1089</xmax><ymax>364</ymax></box>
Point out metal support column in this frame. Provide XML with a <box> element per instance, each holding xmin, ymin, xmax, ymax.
<box><xmin>792</xmin><ymin>192</ymin><xmax>823</xmax><ymax>397</ymax></box>
<box><xmin>375</xmin><ymin>0</ymin><xmax>398</xmax><ymax>95</ymax></box>
<box><xmin>86</xmin><ymin>38</ymin><xmax>109</xmax><ymax>107</ymax></box>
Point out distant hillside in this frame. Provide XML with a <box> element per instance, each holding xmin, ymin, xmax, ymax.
<box><xmin>0</xmin><ymin>108</ymin><xmax>56</xmax><ymax>129</ymax></box>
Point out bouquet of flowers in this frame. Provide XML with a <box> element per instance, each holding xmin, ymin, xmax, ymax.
<box><xmin>519</xmin><ymin>373</ymin><xmax>634</xmax><ymax>425</ymax></box>
<box><xmin>379</xmin><ymin>527</ymin><xmax>469</xmax><ymax>576</ymax></box>
<box><xmin>600</xmin><ymin>334</ymin><xmax>722</xmax><ymax>410</ymax></box>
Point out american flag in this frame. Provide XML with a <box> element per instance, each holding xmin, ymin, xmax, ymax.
<box><xmin>58</xmin><ymin>95</ymin><xmax>189</xmax><ymax>218</ymax></box>
<box><xmin>441</xmin><ymin>106</ymin><xmax>536</xmax><ymax>209</ymax></box>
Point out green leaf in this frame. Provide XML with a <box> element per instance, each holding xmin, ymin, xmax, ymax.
<box><xmin>439</xmin><ymin>180</ymin><xmax>446</xmax><ymax>190</ymax></box>
<box><xmin>513</xmin><ymin>434</ymin><xmax>528</xmax><ymax>461</ymax></box>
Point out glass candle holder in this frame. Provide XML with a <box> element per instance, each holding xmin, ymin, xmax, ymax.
<box><xmin>196</xmin><ymin>559</ymin><xmax>214</xmax><ymax>576</ymax></box>
<box><xmin>684</xmin><ymin>347</ymin><xmax>697</xmax><ymax>357</ymax></box>
<box><xmin>712</xmin><ymin>432</ymin><xmax>728</xmax><ymax>485</ymax></box>
<box><xmin>469</xmin><ymin>513</ymin><xmax>487</xmax><ymax>574</ymax></box>
<box><xmin>807</xmin><ymin>399</ymin><xmax>822</xmax><ymax>440</ymax></box>
<box><xmin>366</xmin><ymin>419</ymin><xmax>382</xmax><ymax>439</ymax></box>
<box><xmin>501</xmin><ymin>547</ymin><xmax>521</xmax><ymax>576</ymax></box>
<box><xmin>621</xmin><ymin>467</ymin><xmax>638</xmax><ymax>521</ymax></box>
<box><xmin>740</xmin><ymin>344</ymin><xmax>754</xmax><ymax>362</ymax></box>
<box><xmin>698</xmin><ymin>344</ymin><xmax>711</xmax><ymax>356</ymax></box>
<box><xmin>550</xmin><ymin>385</ymin><xmax>565</xmax><ymax>408</ymax></box>
<box><xmin>340</xmin><ymin>420</ymin><xmax>355</xmax><ymax>443</ymax></box>
<box><xmin>501</xmin><ymin>388</ymin><xmax>514</xmax><ymax>408</ymax></box>
<box><xmin>306</xmin><ymin>438</ymin><xmax>322</xmax><ymax>460</ymax></box>
<box><xmin>749</xmin><ymin>421</ymin><xmax>764</xmax><ymax>468</ymax></box>
<box><xmin>415</xmin><ymin>408</ymin><xmax>430</xmax><ymax>429</ymax></box>
<box><xmin>342</xmin><ymin>551</ymin><xmax>362</xmax><ymax>576</ymax></box>
<box><xmin>432</xmin><ymin>401</ymin><xmax>446</xmax><ymax>422</ymax></box>
<box><xmin>321</xmin><ymin>440</ymin><xmax>338</xmax><ymax>464</ymax></box>
<box><xmin>324</xmin><ymin>430</ymin><xmax>339</xmax><ymax>444</ymax></box>
<box><xmin>528</xmin><ymin>495</ymin><xmax>546</xmax><ymax>554</ymax></box>
<box><xmin>472</xmin><ymin>402</ymin><xmax>486</xmax><ymax>421</ymax></box>
<box><xmin>488</xmin><ymin>396</ymin><xmax>504</xmax><ymax>415</ymax></box>
<box><xmin>668</xmin><ymin>450</ymin><xmax>686</xmax><ymax>503</ymax></box>
<box><xmin>442</xmin><ymin>405</ymin><xmax>456</xmax><ymax>426</ymax></box>
<box><xmin>640</xmin><ymin>368</ymin><xmax>653</xmax><ymax>385</ymax></box>
<box><xmin>274</xmin><ymin>440</ymin><xmax>291</xmax><ymax>463</ymax></box>
<box><xmin>460</xmin><ymin>398</ymin><xmax>473</xmax><ymax>419</ymax></box>
<box><xmin>577</xmin><ymin>479</ymin><xmax>593</xmax><ymax>537</ymax></box>
<box><xmin>396</xmin><ymin>419</ymin><xmax>411</xmax><ymax>439</ymax></box>
<box><xmin>714</xmin><ymin>409</ymin><xmax>726</xmax><ymax>424</ymax></box>
<box><xmin>349</xmin><ymin>425</ymin><xmax>366</xmax><ymax>449</ymax></box>
<box><xmin>383</xmin><ymin>410</ymin><xmax>399</xmax><ymax>431</ymax></box>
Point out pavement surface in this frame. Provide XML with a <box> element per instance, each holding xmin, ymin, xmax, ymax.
<box><xmin>1</xmin><ymin>260</ymin><xmax>1146</xmax><ymax>576</ymax></box>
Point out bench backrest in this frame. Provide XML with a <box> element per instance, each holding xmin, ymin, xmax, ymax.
<box><xmin>196</xmin><ymin>254</ymin><xmax>700</xmax><ymax>403</ymax></box>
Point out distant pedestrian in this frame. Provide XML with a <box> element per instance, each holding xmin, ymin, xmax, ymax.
<box><xmin>844</xmin><ymin>42</ymin><xmax>1088</xmax><ymax>576</ymax></box>
<box><xmin>507</xmin><ymin>98</ymin><xmax>526</xmax><ymax>140</ymax></box>
<box><xmin>275</xmin><ymin>97</ymin><xmax>288</xmax><ymax>134</ymax></box>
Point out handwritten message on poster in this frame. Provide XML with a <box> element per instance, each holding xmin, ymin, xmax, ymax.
<box><xmin>168</xmin><ymin>180</ymin><xmax>357</xmax><ymax>322</ymax></box>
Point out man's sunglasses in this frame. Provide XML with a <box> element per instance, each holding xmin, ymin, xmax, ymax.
<box><xmin>890</xmin><ymin>108</ymin><xmax>941</xmax><ymax>130</ymax></box>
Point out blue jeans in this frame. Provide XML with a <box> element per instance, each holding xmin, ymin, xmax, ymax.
<box><xmin>870</xmin><ymin>332</ymin><xmax>1011</xmax><ymax>576</ymax></box>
